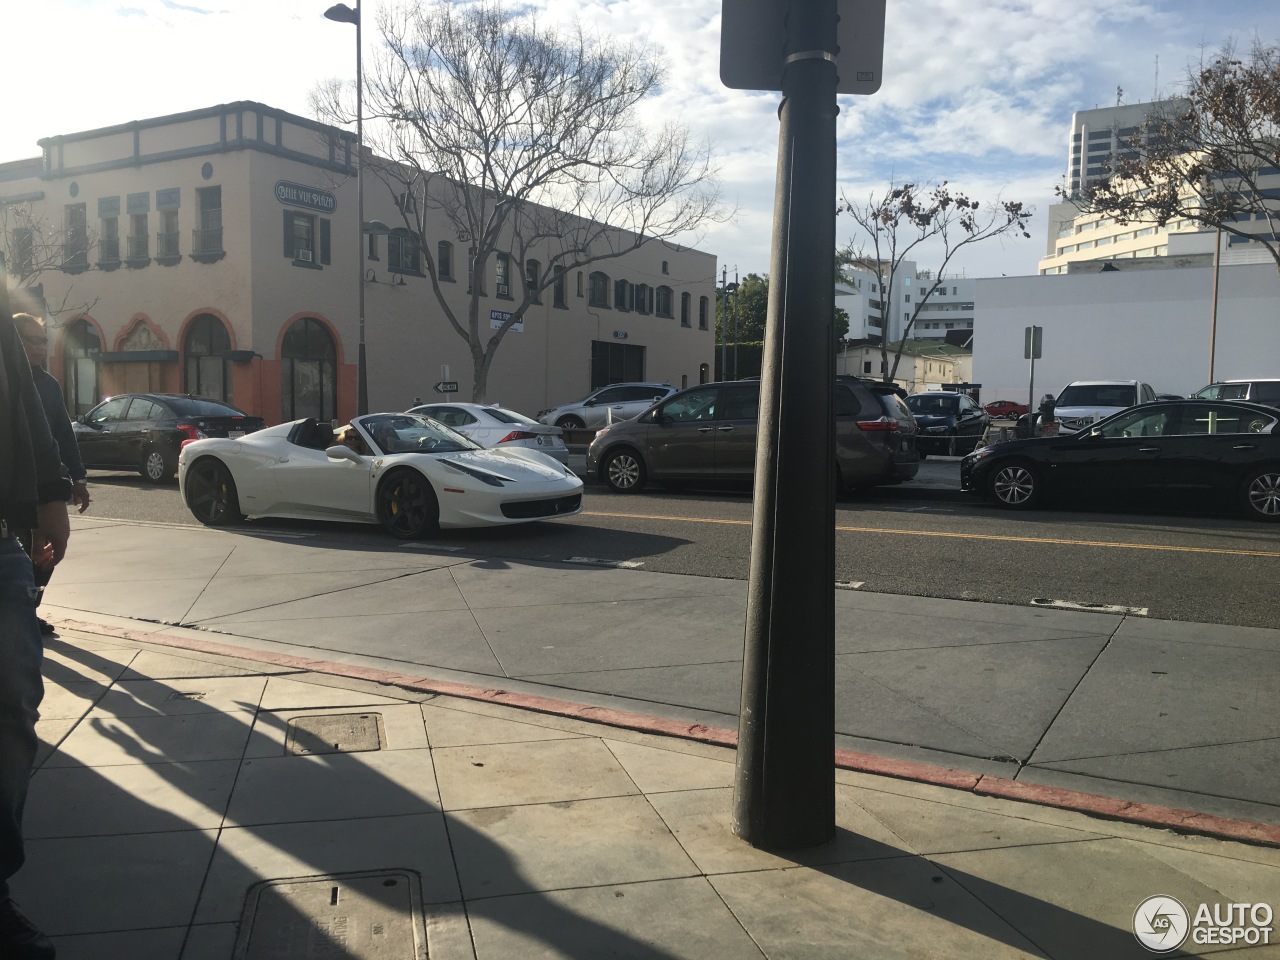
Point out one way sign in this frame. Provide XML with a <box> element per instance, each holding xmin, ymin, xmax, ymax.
<box><xmin>433</xmin><ymin>381</ymin><xmax>459</xmax><ymax>394</ymax></box>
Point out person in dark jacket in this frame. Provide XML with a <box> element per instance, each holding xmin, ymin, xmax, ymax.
<box><xmin>12</xmin><ymin>314</ymin><xmax>89</xmax><ymax>637</ymax></box>
<box><xmin>0</xmin><ymin>280</ymin><xmax>69</xmax><ymax>959</ymax></box>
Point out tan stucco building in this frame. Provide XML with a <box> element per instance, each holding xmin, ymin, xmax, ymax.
<box><xmin>0</xmin><ymin>102</ymin><xmax>717</xmax><ymax>424</ymax></box>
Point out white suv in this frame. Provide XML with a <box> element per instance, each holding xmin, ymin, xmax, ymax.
<box><xmin>1053</xmin><ymin>380</ymin><xmax>1157</xmax><ymax>434</ymax></box>
<box><xmin>536</xmin><ymin>382</ymin><xmax>676</xmax><ymax>430</ymax></box>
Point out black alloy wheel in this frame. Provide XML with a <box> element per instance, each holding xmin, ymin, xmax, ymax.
<box><xmin>603</xmin><ymin>448</ymin><xmax>647</xmax><ymax>493</ymax></box>
<box><xmin>376</xmin><ymin>468</ymin><xmax>440</xmax><ymax>539</ymax></box>
<box><xmin>987</xmin><ymin>459</ymin><xmax>1041</xmax><ymax>509</ymax></box>
<box><xmin>142</xmin><ymin>445</ymin><xmax>176</xmax><ymax>484</ymax></box>
<box><xmin>184</xmin><ymin>458</ymin><xmax>244</xmax><ymax>526</ymax></box>
<box><xmin>1241</xmin><ymin>466</ymin><xmax>1280</xmax><ymax>521</ymax></box>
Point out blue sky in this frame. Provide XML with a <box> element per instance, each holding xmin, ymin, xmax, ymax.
<box><xmin>7</xmin><ymin>0</ymin><xmax>1280</xmax><ymax>281</ymax></box>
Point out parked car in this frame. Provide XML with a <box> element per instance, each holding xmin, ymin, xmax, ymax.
<box><xmin>960</xmin><ymin>399</ymin><xmax>1280</xmax><ymax>521</ymax></box>
<box><xmin>407</xmin><ymin>402</ymin><xmax>568</xmax><ymax>466</ymax></box>
<box><xmin>74</xmin><ymin>393</ymin><xmax>264</xmax><ymax>483</ymax></box>
<box><xmin>1051</xmin><ymin>380</ymin><xmax>1157</xmax><ymax>435</ymax></box>
<box><xmin>1192</xmin><ymin>379</ymin><xmax>1280</xmax><ymax>407</ymax></box>
<box><xmin>983</xmin><ymin>399</ymin><xmax>1028</xmax><ymax>419</ymax></box>
<box><xmin>536</xmin><ymin>382</ymin><xmax>676</xmax><ymax>430</ymax></box>
<box><xmin>587</xmin><ymin>376</ymin><xmax>919</xmax><ymax>494</ymax></box>
<box><xmin>905</xmin><ymin>392</ymin><xmax>990</xmax><ymax>457</ymax></box>
<box><xmin>179</xmin><ymin>413</ymin><xmax>583</xmax><ymax>538</ymax></box>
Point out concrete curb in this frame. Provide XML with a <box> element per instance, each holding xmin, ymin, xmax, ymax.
<box><xmin>57</xmin><ymin>616</ymin><xmax>1280</xmax><ymax>850</ymax></box>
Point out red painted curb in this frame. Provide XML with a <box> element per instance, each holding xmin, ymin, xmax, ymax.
<box><xmin>55</xmin><ymin>618</ymin><xmax>1280</xmax><ymax>849</ymax></box>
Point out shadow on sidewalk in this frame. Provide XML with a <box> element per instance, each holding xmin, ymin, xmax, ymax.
<box><xmin>29</xmin><ymin>639</ymin><xmax>1142</xmax><ymax>959</ymax></box>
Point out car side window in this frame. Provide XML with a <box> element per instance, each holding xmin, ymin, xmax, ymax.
<box><xmin>591</xmin><ymin>387</ymin><xmax>626</xmax><ymax>405</ymax></box>
<box><xmin>660</xmin><ymin>387</ymin><xmax>718</xmax><ymax>423</ymax></box>
<box><xmin>1098</xmin><ymin>409</ymin><xmax>1171</xmax><ymax>438</ymax></box>
<box><xmin>621</xmin><ymin>386</ymin><xmax>663</xmax><ymax>403</ymax></box>
<box><xmin>1254</xmin><ymin>383</ymin><xmax>1280</xmax><ymax>404</ymax></box>
<box><xmin>718</xmin><ymin>384</ymin><xmax>759</xmax><ymax>421</ymax></box>
<box><xmin>834</xmin><ymin>385</ymin><xmax>862</xmax><ymax>418</ymax></box>
<box><xmin>88</xmin><ymin>397</ymin><xmax>130</xmax><ymax>424</ymax></box>
<box><xmin>124</xmin><ymin>398</ymin><xmax>162</xmax><ymax>420</ymax></box>
<box><xmin>1182</xmin><ymin>404</ymin><xmax>1269</xmax><ymax>435</ymax></box>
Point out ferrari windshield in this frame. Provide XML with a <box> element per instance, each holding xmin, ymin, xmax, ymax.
<box><xmin>357</xmin><ymin>413</ymin><xmax>480</xmax><ymax>454</ymax></box>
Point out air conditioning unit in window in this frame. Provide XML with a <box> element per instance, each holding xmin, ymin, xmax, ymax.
<box><xmin>297</xmin><ymin>249</ymin><xmax>313</xmax><ymax>262</ymax></box>
<box><xmin>496</xmin><ymin>283</ymin><xmax>510</xmax><ymax>297</ymax></box>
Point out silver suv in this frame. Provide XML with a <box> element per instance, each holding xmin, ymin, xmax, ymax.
<box><xmin>1053</xmin><ymin>380</ymin><xmax>1157</xmax><ymax>434</ymax></box>
<box><xmin>536</xmin><ymin>382</ymin><xmax>675</xmax><ymax>430</ymax></box>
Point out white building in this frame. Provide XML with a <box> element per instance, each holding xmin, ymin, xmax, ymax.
<box><xmin>837</xmin><ymin>260</ymin><xmax>974</xmax><ymax>342</ymax></box>
<box><xmin>973</xmin><ymin>263</ymin><xmax>1280</xmax><ymax>405</ymax></box>
<box><xmin>0</xmin><ymin>102</ymin><xmax>717</xmax><ymax>425</ymax></box>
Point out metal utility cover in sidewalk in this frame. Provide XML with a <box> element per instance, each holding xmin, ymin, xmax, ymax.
<box><xmin>285</xmin><ymin>713</ymin><xmax>385</xmax><ymax>755</ymax></box>
<box><xmin>234</xmin><ymin>870</ymin><xmax>427</xmax><ymax>959</ymax></box>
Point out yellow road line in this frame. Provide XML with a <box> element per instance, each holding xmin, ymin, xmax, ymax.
<box><xmin>580</xmin><ymin>511</ymin><xmax>1280</xmax><ymax>558</ymax></box>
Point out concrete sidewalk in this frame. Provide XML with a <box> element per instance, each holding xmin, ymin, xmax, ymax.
<box><xmin>19</xmin><ymin>625</ymin><xmax>1280</xmax><ymax>959</ymax></box>
<box><xmin>37</xmin><ymin>513</ymin><xmax>1280</xmax><ymax>836</ymax></box>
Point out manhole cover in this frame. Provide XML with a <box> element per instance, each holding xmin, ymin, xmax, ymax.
<box><xmin>285</xmin><ymin>714</ymin><xmax>385</xmax><ymax>755</ymax></box>
<box><xmin>234</xmin><ymin>870</ymin><xmax>426</xmax><ymax>959</ymax></box>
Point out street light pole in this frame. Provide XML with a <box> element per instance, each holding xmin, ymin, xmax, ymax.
<box><xmin>324</xmin><ymin>2</ymin><xmax>368</xmax><ymax>415</ymax></box>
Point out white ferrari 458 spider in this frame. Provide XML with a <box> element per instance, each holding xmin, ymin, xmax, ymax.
<box><xmin>178</xmin><ymin>413</ymin><xmax>584</xmax><ymax>538</ymax></box>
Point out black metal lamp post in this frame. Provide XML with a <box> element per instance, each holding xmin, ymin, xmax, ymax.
<box><xmin>323</xmin><ymin>2</ymin><xmax>370</xmax><ymax>415</ymax></box>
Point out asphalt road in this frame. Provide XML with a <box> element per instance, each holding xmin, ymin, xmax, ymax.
<box><xmin>79</xmin><ymin>468</ymin><xmax>1280</xmax><ymax>628</ymax></box>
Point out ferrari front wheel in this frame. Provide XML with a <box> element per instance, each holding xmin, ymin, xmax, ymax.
<box><xmin>376</xmin><ymin>468</ymin><xmax>440</xmax><ymax>539</ymax></box>
<box><xmin>184</xmin><ymin>458</ymin><xmax>244</xmax><ymax>526</ymax></box>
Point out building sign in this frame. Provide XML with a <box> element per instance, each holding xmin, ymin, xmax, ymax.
<box><xmin>490</xmin><ymin>309</ymin><xmax>523</xmax><ymax>333</ymax></box>
<box><xmin>275</xmin><ymin>181</ymin><xmax>337</xmax><ymax>213</ymax></box>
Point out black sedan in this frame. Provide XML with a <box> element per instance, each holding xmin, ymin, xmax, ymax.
<box><xmin>960</xmin><ymin>399</ymin><xmax>1280</xmax><ymax>521</ymax></box>
<box><xmin>75</xmin><ymin>393</ymin><xmax>265</xmax><ymax>483</ymax></box>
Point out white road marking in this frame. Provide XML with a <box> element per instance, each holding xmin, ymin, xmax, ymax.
<box><xmin>1030</xmin><ymin>598</ymin><xmax>1149</xmax><ymax>616</ymax></box>
<box><xmin>399</xmin><ymin>543</ymin><xmax>466</xmax><ymax>551</ymax></box>
<box><xmin>566</xmin><ymin>556</ymin><xmax>646</xmax><ymax>569</ymax></box>
<box><xmin>835</xmin><ymin>581</ymin><xmax>865</xmax><ymax>590</ymax></box>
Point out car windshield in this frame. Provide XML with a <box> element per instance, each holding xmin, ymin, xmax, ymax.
<box><xmin>168</xmin><ymin>397</ymin><xmax>248</xmax><ymax>417</ymax></box>
<box><xmin>357</xmin><ymin>414</ymin><xmax>479</xmax><ymax>454</ymax></box>
<box><xmin>906</xmin><ymin>395</ymin><xmax>957</xmax><ymax>415</ymax></box>
<box><xmin>1057</xmin><ymin>385</ymin><xmax>1137</xmax><ymax>407</ymax></box>
<box><xmin>486</xmin><ymin>407</ymin><xmax>539</xmax><ymax>425</ymax></box>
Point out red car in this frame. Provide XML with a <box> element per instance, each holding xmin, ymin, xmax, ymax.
<box><xmin>983</xmin><ymin>399</ymin><xmax>1028</xmax><ymax>419</ymax></box>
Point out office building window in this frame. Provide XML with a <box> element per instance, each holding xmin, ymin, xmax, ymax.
<box><xmin>526</xmin><ymin>259</ymin><xmax>541</xmax><ymax>303</ymax></box>
<box><xmin>158</xmin><ymin>209</ymin><xmax>180</xmax><ymax>258</ymax></box>
<box><xmin>388</xmin><ymin>229</ymin><xmax>420</xmax><ymax>273</ymax></box>
<box><xmin>184</xmin><ymin>313</ymin><xmax>232</xmax><ymax>403</ymax></box>
<box><xmin>437</xmin><ymin>241</ymin><xmax>453</xmax><ymax>280</ymax></box>
<box><xmin>680</xmin><ymin>292</ymin><xmax>691</xmax><ymax>327</ymax></box>
<box><xmin>64</xmin><ymin>203</ymin><xmax>88</xmax><ymax>270</ymax></box>
<box><xmin>698</xmin><ymin>296</ymin><xmax>709</xmax><ymax>330</ymax></box>
<box><xmin>284</xmin><ymin>211</ymin><xmax>330</xmax><ymax>266</ymax></box>
<box><xmin>495</xmin><ymin>253</ymin><xmax>512</xmax><ymax>297</ymax></box>
<box><xmin>194</xmin><ymin>186</ymin><xmax>223</xmax><ymax>256</ymax></box>
<box><xmin>589</xmin><ymin>271</ymin><xmax>610</xmax><ymax>307</ymax></box>
<box><xmin>553</xmin><ymin>265</ymin><xmax>566</xmax><ymax>307</ymax></box>
<box><xmin>656</xmin><ymin>286</ymin><xmax>673</xmax><ymax>318</ymax></box>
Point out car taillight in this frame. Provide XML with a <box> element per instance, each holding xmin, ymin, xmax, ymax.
<box><xmin>177</xmin><ymin>423</ymin><xmax>207</xmax><ymax>442</ymax></box>
<box><xmin>498</xmin><ymin>431</ymin><xmax>539</xmax><ymax>443</ymax></box>
<box><xmin>856</xmin><ymin>417</ymin><xmax>898</xmax><ymax>432</ymax></box>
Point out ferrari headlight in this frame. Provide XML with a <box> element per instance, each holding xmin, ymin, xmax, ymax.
<box><xmin>441</xmin><ymin>459</ymin><xmax>512</xmax><ymax>487</ymax></box>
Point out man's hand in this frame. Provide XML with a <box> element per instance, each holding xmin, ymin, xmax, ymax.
<box><xmin>32</xmin><ymin>500</ymin><xmax>70</xmax><ymax>570</ymax></box>
<box><xmin>71</xmin><ymin>480</ymin><xmax>91</xmax><ymax>513</ymax></box>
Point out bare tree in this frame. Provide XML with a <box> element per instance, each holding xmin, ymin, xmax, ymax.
<box><xmin>313</xmin><ymin>0</ymin><xmax>724</xmax><ymax>401</ymax></box>
<box><xmin>1065</xmin><ymin>40</ymin><xmax>1280</xmax><ymax>274</ymax></box>
<box><xmin>838</xmin><ymin>182</ymin><xmax>1031</xmax><ymax>384</ymax></box>
<box><xmin>0</xmin><ymin>197</ymin><xmax>98</xmax><ymax>319</ymax></box>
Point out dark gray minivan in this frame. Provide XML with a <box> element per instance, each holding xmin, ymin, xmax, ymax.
<box><xmin>585</xmin><ymin>377</ymin><xmax>919</xmax><ymax>493</ymax></box>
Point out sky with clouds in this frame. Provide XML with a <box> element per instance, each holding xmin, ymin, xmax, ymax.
<box><xmin>7</xmin><ymin>0</ymin><xmax>1280</xmax><ymax>282</ymax></box>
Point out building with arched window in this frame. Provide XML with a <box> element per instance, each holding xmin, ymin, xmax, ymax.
<box><xmin>0</xmin><ymin>102</ymin><xmax>716</xmax><ymax>424</ymax></box>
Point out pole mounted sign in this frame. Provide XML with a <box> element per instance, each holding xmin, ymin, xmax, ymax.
<box><xmin>433</xmin><ymin>381</ymin><xmax>459</xmax><ymax>394</ymax></box>
<box><xmin>720</xmin><ymin>0</ymin><xmax>886</xmax><ymax>95</ymax></box>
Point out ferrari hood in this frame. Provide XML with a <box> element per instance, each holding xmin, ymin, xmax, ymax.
<box><xmin>437</xmin><ymin>447</ymin><xmax>573</xmax><ymax>483</ymax></box>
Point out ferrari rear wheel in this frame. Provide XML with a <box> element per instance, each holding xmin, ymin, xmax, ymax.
<box><xmin>377</xmin><ymin>468</ymin><xmax>440</xmax><ymax>539</ymax></box>
<box><xmin>185</xmin><ymin>458</ymin><xmax>244</xmax><ymax>526</ymax></box>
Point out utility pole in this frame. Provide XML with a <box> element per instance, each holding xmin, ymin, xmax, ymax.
<box><xmin>732</xmin><ymin>0</ymin><xmax>838</xmax><ymax>849</ymax></box>
<box><xmin>720</xmin><ymin>265</ymin><xmax>728</xmax><ymax>380</ymax></box>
